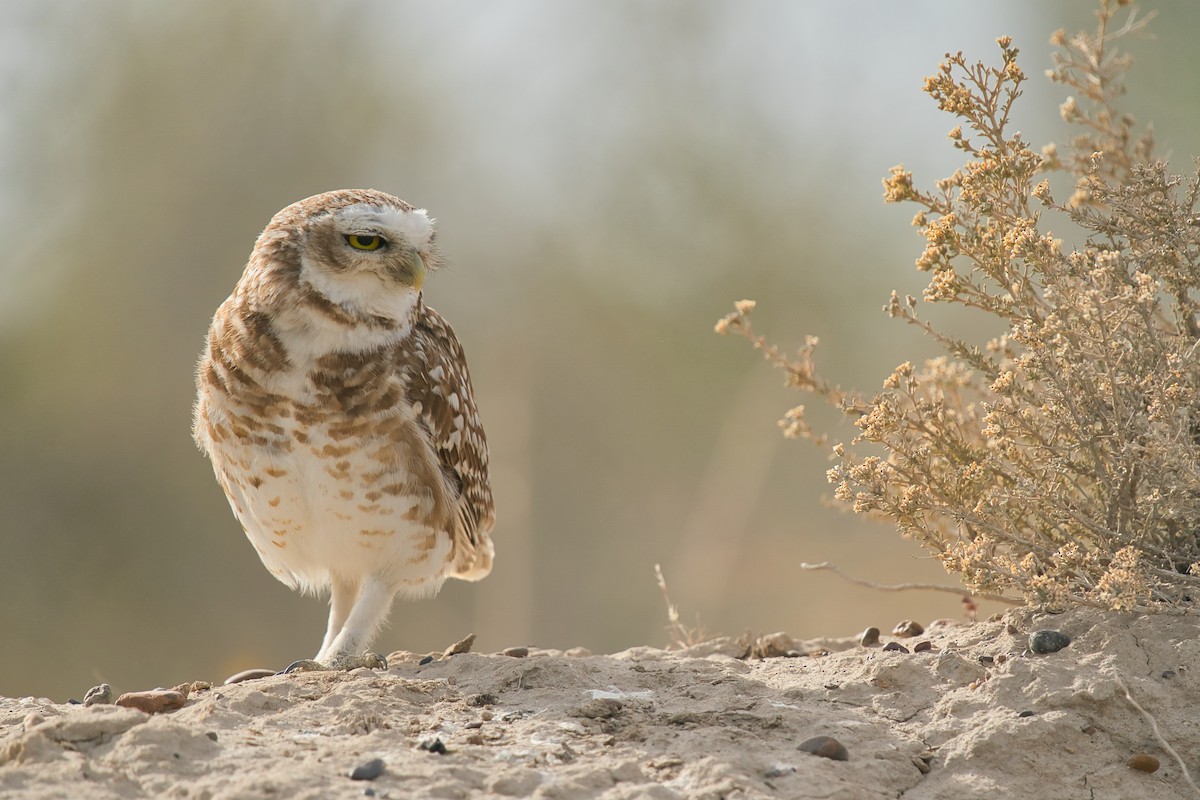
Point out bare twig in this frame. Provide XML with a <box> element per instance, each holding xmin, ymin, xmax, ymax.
<box><xmin>798</xmin><ymin>561</ymin><xmax>1023</xmax><ymax>606</ymax></box>
<box><xmin>654</xmin><ymin>564</ymin><xmax>706</xmax><ymax>648</ymax></box>
<box><xmin>1114</xmin><ymin>675</ymin><xmax>1199</xmax><ymax>795</ymax></box>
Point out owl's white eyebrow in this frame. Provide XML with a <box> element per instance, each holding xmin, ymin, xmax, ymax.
<box><xmin>338</xmin><ymin>204</ymin><xmax>434</xmax><ymax>247</ymax></box>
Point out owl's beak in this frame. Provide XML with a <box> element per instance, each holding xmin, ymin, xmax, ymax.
<box><xmin>390</xmin><ymin>252</ymin><xmax>426</xmax><ymax>291</ymax></box>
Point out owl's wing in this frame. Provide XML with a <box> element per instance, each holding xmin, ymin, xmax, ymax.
<box><xmin>405</xmin><ymin>303</ymin><xmax>495</xmax><ymax>579</ymax></box>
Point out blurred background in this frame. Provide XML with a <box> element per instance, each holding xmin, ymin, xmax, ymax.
<box><xmin>2</xmin><ymin>1</ymin><xmax>1198</xmax><ymax>700</ymax></box>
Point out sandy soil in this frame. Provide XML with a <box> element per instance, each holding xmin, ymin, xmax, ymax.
<box><xmin>2</xmin><ymin>606</ymin><xmax>1198</xmax><ymax>799</ymax></box>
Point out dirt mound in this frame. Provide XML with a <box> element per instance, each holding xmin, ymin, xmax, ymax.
<box><xmin>2</xmin><ymin>607</ymin><xmax>1195</xmax><ymax>798</ymax></box>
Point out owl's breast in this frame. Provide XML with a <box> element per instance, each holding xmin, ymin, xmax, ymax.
<box><xmin>197</xmin><ymin>350</ymin><xmax>455</xmax><ymax>594</ymax></box>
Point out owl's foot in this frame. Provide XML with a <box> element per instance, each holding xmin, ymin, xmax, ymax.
<box><xmin>281</xmin><ymin>651</ymin><xmax>388</xmax><ymax>674</ymax></box>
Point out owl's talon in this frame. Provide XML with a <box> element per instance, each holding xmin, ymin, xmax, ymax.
<box><xmin>329</xmin><ymin>651</ymin><xmax>389</xmax><ymax>671</ymax></box>
<box><xmin>280</xmin><ymin>651</ymin><xmax>387</xmax><ymax>674</ymax></box>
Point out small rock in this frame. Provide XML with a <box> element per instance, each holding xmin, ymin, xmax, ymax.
<box><xmin>996</xmin><ymin>653</ymin><xmax>1008</xmax><ymax>664</ymax></box>
<box><xmin>1017</xmin><ymin>710</ymin><xmax>1036</xmax><ymax>718</ymax></box>
<box><xmin>418</xmin><ymin>737</ymin><xmax>448</xmax><ymax>755</ymax></box>
<box><xmin>115</xmin><ymin>689</ymin><xmax>186</xmax><ymax>714</ymax></box>
<box><xmin>83</xmin><ymin>684</ymin><xmax>112</xmax><ymax>707</ymax></box>
<box><xmin>1128</xmin><ymin>754</ymin><xmax>1160</xmax><ymax>773</ymax></box>
<box><xmin>443</xmin><ymin>633</ymin><xmax>476</xmax><ymax>657</ymax></box>
<box><xmin>912</xmin><ymin>754</ymin><xmax>932</xmax><ymax>774</ymax></box>
<box><xmin>1161</xmin><ymin>670</ymin><xmax>1176</xmax><ymax>679</ymax></box>
<box><xmin>418</xmin><ymin>655</ymin><xmax>434</xmax><ymax>666</ymax></box>
<box><xmin>893</xmin><ymin>620</ymin><xmax>924</xmax><ymax>637</ymax></box>
<box><xmin>224</xmin><ymin>668</ymin><xmax>275</xmax><ymax>685</ymax></box>
<box><xmin>752</xmin><ymin>632</ymin><xmax>797</xmax><ymax>659</ymax></box>
<box><xmin>502</xmin><ymin>646</ymin><xmax>529</xmax><ymax>658</ymax></box>
<box><xmin>1028</xmin><ymin>630</ymin><xmax>1071</xmax><ymax>654</ymax></box>
<box><xmin>206</xmin><ymin>732</ymin><xmax>218</xmax><ymax>742</ymax></box>
<box><xmin>572</xmin><ymin>698</ymin><xmax>623</xmax><ymax>719</ymax></box>
<box><xmin>465</xmin><ymin>693</ymin><xmax>498</xmax><ymax>707</ymax></box>
<box><xmin>823</xmin><ymin>683</ymin><xmax>839</xmax><ymax>690</ymax></box>
<box><xmin>764</xmin><ymin>765</ymin><xmax>796</xmax><ymax>778</ymax></box>
<box><xmin>859</xmin><ymin>627</ymin><xmax>881</xmax><ymax>647</ymax></box>
<box><xmin>882</xmin><ymin>642</ymin><xmax>910</xmax><ymax>654</ymax></box>
<box><xmin>978</xmin><ymin>655</ymin><xmax>995</xmax><ymax>666</ymax></box>
<box><xmin>913</xmin><ymin>641</ymin><xmax>933</xmax><ymax>653</ymax></box>
<box><xmin>349</xmin><ymin>757</ymin><xmax>386</xmax><ymax>780</ymax></box>
<box><xmin>1006</xmin><ymin>623</ymin><xmax>1020</xmax><ymax>635</ymax></box>
<box><xmin>799</xmin><ymin>736</ymin><xmax>849</xmax><ymax>761</ymax></box>
<box><xmin>464</xmin><ymin>720</ymin><xmax>484</xmax><ymax>730</ymax></box>
<box><xmin>564</xmin><ymin>647</ymin><xmax>592</xmax><ymax>657</ymax></box>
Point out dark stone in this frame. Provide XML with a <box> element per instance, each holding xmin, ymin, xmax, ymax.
<box><xmin>799</xmin><ymin>736</ymin><xmax>849</xmax><ymax>761</ymax></box>
<box><xmin>419</xmin><ymin>737</ymin><xmax>448</xmax><ymax>755</ymax></box>
<box><xmin>859</xmin><ymin>627</ymin><xmax>881</xmax><ymax>647</ymax></box>
<box><xmin>349</xmin><ymin>758</ymin><xmax>386</xmax><ymax>781</ymax></box>
<box><xmin>882</xmin><ymin>642</ymin><xmax>910</xmax><ymax>654</ymax></box>
<box><xmin>1028</xmin><ymin>630</ymin><xmax>1071</xmax><ymax>654</ymax></box>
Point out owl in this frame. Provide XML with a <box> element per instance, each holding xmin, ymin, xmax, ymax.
<box><xmin>193</xmin><ymin>189</ymin><xmax>494</xmax><ymax>671</ymax></box>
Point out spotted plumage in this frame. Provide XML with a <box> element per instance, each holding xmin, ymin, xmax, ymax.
<box><xmin>193</xmin><ymin>189</ymin><xmax>493</xmax><ymax>668</ymax></box>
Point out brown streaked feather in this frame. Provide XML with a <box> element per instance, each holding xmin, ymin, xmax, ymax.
<box><xmin>400</xmin><ymin>303</ymin><xmax>495</xmax><ymax>576</ymax></box>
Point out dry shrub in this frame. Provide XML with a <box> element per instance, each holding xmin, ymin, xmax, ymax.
<box><xmin>717</xmin><ymin>1</ymin><xmax>1200</xmax><ymax>611</ymax></box>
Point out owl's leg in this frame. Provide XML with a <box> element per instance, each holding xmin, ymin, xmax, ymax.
<box><xmin>316</xmin><ymin>575</ymin><xmax>394</xmax><ymax>664</ymax></box>
<box><xmin>318</xmin><ymin>574</ymin><xmax>360</xmax><ymax>657</ymax></box>
<box><xmin>285</xmin><ymin>576</ymin><xmax>393</xmax><ymax>673</ymax></box>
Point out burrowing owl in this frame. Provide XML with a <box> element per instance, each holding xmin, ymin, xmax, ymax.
<box><xmin>193</xmin><ymin>189</ymin><xmax>494</xmax><ymax>670</ymax></box>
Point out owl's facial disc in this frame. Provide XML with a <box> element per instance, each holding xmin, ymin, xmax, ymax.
<box><xmin>310</xmin><ymin>203</ymin><xmax>436</xmax><ymax>291</ymax></box>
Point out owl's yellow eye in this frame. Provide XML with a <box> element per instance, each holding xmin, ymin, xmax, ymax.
<box><xmin>345</xmin><ymin>234</ymin><xmax>384</xmax><ymax>251</ymax></box>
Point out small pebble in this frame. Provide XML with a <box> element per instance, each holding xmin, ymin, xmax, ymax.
<box><xmin>466</xmin><ymin>693</ymin><xmax>498</xmax><ymax>707</ymax></box>
<box><xmin>978</xmin><ymin>655</ymin><xmax>995</xmax><ymax>666</ymax></box>
<box><xmin>859</xmin><ymin>627</ymin><xmax>881</xmax><ymax>647</ymax></box>
<box><xmin>1017</xmin><ymin>710</ymin><xmax>1035</xmax><ymax>718</ymax></box>
<box><xmin>1128</xmin><ymin>754</ymin><xmax>1160</xmax><ymax>774</ymax></box>
<box><xmin>419</xmin><ymin>737</ymin><xmax>448</xmax><ymax>755</ymax></box>
<box><xmin>502</xmin><ymin>646</ymin><xmax>529</xmax><ymax>658</ymax></box>
<box><xmin>1028</xmin><ymin>630</ymin><xmax>1071</xmax><ymax>654</ymax></box>
<box><xmin>418</xmin><ymin>655</ymin><xmax>434</xmax><ymax>666</ymax></box>
<box><xmin>1005</xmin><ymin>623</ymin><xmax>1019</xmax><ymax>635</ymax></box>
<box><xmin>443</xmin><ymin>634</ymin><xmax>476</xmax><ymax>658</ymax></box>
<box><xmin>996</xmin><ymin>653</ymin><xmax>1008</xmax><ymax>664</ymax></box>
<box><xmin>799</xmin><ymin>736</ymin><xmax>849</xmax><ymax>761</ymax></box>
<box><xmin>224</xmin><ymin>668</ymin><xmax>275</xmax><ymax>685</ymax></box>
<box><xmin>893</xmin><ymin>620</ymin><xmax>924</xmax><ymax>637</ymax></box>
<box><xmin>1161</xmin><ymin>670</ymin><xmax>1176</xmax><ymax>680</ymax></box>
<box><xmin>116</xmin><ymin>689</ymin><xmax>186</xmax><ymax>714</ymax></box>
<box><xmin>480</xmin><ymin>710</ymin><xmax>494</xmax><ymax>721</ymax></box>
<box><xmin>84</xmin><ymin>683</ymin><xmax>112</xmax><ymax>707</ymax></box>
<box><xmin>206</xmin><ymin>732</ymin><xmax>218</xmax><ymax>742</ymax></box>
<box><xmin>349</xmin><ymin>758</ymin><xmax>386</xmax><ymax>781</ymax></box>
<box><xmin>823</xmin><ymin>683</ymin><xmax>839</xmax><ymax>690</ymax></box>
<box><xmin>465</xmin><ymin>720</ymin><xmax>484</xmax><ymax>730</ymax></box>
<box><xmin>913</xmin><ymin>641</ymin><xmax>933</xmax><ymax>653</ymax></box>
<box><xmin>882</xmin><ymin>642</ymin><xmax>910</xmax><ymax>654</ymax></box>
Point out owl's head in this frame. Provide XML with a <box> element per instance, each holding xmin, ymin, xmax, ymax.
<box><xmin>256</xmin><ymin>189</ymin><xmax>440</xmax><ymax>324</ymax></box>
